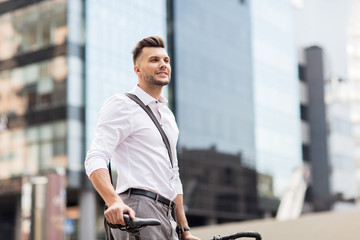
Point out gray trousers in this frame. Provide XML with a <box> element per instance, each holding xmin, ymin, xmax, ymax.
<box><xmin>110</xmin><ymin>193</ymin><xmax>178</xmax><ymax>240</ymax></box>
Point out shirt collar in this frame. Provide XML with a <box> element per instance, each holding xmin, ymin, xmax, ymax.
<box><xmin>129</xmin><ymin>85</ymin><xmax>168</xmax><ymax>106</ymax></box>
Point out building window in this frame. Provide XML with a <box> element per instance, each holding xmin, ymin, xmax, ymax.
<box><xmin>223</xmin><ymin>167</ymin><xmax>234</xmax><ymax>185</ymax></box>
<box><xmin>302</xmin><ymin>144</ymin><xmax>310</xmax><ymax>162</ymax></box>
<box><xmin>216</xmin><ymin>193</ymin><xmax>239</xmax><ymax>212</ymax></box>
<box><xmin>0</xmin><ymin>0</ymin><xmax>67</xmax><ymax>61</ymax></box>
<box><xmin>300</xmin><ymin>104</ymin><xmax>308</xmax><ymax>121</ymax></box>
<box><xmin>298</xmin><ymin>64</ymin><xmax>306</xmax><ymax>82</ymax></box>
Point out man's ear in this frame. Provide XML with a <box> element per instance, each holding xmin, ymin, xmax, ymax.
<box><xmin>134</xmin><ymin>65</ymin><xmax>141</xmax><ymax>77</ymax></box>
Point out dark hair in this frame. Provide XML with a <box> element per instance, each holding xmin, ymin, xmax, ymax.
<box><xmin>132</xmin><ymin>36</ymin><xmax>166</xmax><ymax>65</ymax></box>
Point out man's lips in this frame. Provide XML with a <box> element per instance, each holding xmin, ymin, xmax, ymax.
<box><xmin>156</xmin><ymin>72</ymin><xmax>168</xmax><ymax>76</ymax></box>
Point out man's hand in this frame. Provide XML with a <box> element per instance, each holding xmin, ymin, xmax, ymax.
<box><xmin>182</xmin><ymin>231</ymin><xmax>201</xmax><ymax>240</ymax></box>
<box><xmin>104</xmin><ymin>199</ymin><xmax>136</xmax><ymax>226</ymax></box>
<box><xmin>89</xmin><ymin>169</ymin><xmax>136</xmax><ymax>225</ymax></box>
<box><xmin>174</xmin><ymin>194</ymin><xmax>201</xmax><ymax>239</ymax></box>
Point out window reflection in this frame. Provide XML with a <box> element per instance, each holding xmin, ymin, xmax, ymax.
<box><xmin>0</xmin><ymin>56</ymin><xmax>67</xmax><ymax>117</ymax></box>
<box><xmin>0</xmin><ymin>121</ymin><xmax>67</xmax><ymax>179</ymax></box>
<box><xmin>0</xmin><ymin>0</ymin><xmax>67</xmax><ymax>61</ymax></box>
<box><xmin>0</xmin><ymin>54</ymin><xmax>67</xmax><ymax>180</ymax></box>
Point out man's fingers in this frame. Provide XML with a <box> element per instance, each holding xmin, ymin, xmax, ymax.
<box><xmin>105</xmin><ymin>204</ymin><xmax>133</xmax><ymax>225</ymax></box>
<box><xmin>105</xmin><ymin>209</ymin><xmax>116</xmax><ymax>224</ymax></box>
<box><xmin>117</xmin><ymin>211</ymin><xmax>125</xmax><ymax>226</ymax></box>
<box><xmin>126</xmin><ymin>207</ymin><xmax>136</xmax><ymax>220</ymax></box>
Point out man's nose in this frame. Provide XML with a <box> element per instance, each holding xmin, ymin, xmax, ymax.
<box><xmin>159</xmin><ymin>59</ymin><xmax>169</xmax><ymax>68</ymax></box>
<box><xmin>159</xmin><ymin>60</ymin><xmax>167</xmax><ymax>68</ymax></box>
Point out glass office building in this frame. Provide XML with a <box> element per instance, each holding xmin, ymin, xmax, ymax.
<box><xmin>295</xmin><ymin>0</ymin><xmax>360</xmax><ymax>208</ymax></box>
<box><xmin>172</xmin><ymin>0</ymin><xmax>301</xmax><ymax>220</ymax></box>
<box><xmin>172</xmin><ymin>0</ymin><xmax>260</xmax><ymax>223</ymax></box>
<box><xmin>0</xmin><ymin>0</ymin><xmax>167</xmax><ymax>239</ymax></box>
<box><xmin>173</xmin><ymin>0</ymin><xmax>256</xmax><ymax>167</ymax></box>
<box><xmin>0</xmin><ymin>1</ymin><xmax>70</xmax><ymax>239</ymax></box>
<box><xmin>0</xmin><ymin>0</ymin><xmax>68</xmax><ymax>178</ymax></box>
<box><xmin>173</xmin><ymin>0</ymin><xmax>302</xmax><ymax>197</ymax></box>
<box><xmin>347</xmin><ymin>0</ymin><xmax>360</xmax><ymax>197</ymax></box>
<box><xmin>85</xmin><ymin>0</ymin><xmax>168</xmax><ymax>147</ymax></box>
<box><xmin>85</xmin><ymin>0</ymin><xmax>168</xmax><ymax>239</ymax></box>
<box><xmin>250</xmin><ymin>0</ymin><xmax>302</xmax><ymax>196</ymax></box>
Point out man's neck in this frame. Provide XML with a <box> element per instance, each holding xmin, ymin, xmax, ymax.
<box><xmin>137</xmin><ymin>83</ymin><xmax>162</xmax><ymax>100</ymax></box>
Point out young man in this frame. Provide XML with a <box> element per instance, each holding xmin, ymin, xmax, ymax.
<box><xmin>85</xmin><ymin>36</ymin><xmax>199</xmax><ymax>240</ymax></box>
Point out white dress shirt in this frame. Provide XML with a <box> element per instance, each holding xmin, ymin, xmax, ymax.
<box><xmin>85</xmin><ymin>86</ymin><xmax>183</xmax><ymax>200</ymax></box>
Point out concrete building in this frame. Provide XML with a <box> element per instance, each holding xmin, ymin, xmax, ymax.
<box><xmin>295</xmin><ymin>0</ymin><xmax>360</xmax><ymax>209</ymax></box>
<box><xmin>298</xmin><ymin>46</ymin><xmax>332</xmax><ymax>212</ymax></box>
<box><xmin>178</xmin><ymin>147</ymin><xmax>259</xmax><ymax>226</ymax></box>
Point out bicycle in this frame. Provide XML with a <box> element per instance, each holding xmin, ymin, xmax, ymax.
<box><xmin>108</xmin><ymin>214</ymin><xmax>262</xmax><ymax>240</ymax></box>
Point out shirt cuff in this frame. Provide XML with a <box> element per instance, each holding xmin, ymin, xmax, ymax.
<box><xmin>84</xmin><ymin>151</ymin><xmax>110</xmax><ymax>177</ymax></box>
<box><xmin>175</xmin><ymin>181</ymin><xmax>183</xmax><ymax>195</ymax></box>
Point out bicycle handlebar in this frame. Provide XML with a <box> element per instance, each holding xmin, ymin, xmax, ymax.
<box><xmin>107</xmin><ymin>214</ymin><xmax>161</xmax><ymax>231</ymax></box>
<box><xmin>212</xmin><ymin>231</ymin><xmax>262</xmax><ymax>240</ymax></box>
<box><xmin>107</xmin><ymin>214</ymin><xmax>261</xmax><ymax>240</ymax></box>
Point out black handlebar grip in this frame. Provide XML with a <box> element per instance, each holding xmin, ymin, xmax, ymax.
<box><xmin>212</xmin><ymin>232</ymin><xmax>262</xmax><ymax>240</ymax></box>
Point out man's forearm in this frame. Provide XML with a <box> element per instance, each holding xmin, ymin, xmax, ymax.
<box><xmin>90</xmin><ymin>168</ymin><xmax>135</xmax><ymax>225</ymax></box>
<box><xmin>89</xmin><ymin>168</ymin><xmax>122</xmax><ymax>206</ymax></box>
<box><xmin>174</xmin><ymin>194</ymin><xmax>200</xmax><ymax>239</ymax></box>
<box><xmin>174</xmin><ymin>194</ymin><xmax>189</xmax><ymax>228</ymax></box>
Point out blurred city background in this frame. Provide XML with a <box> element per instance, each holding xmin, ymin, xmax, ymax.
<box><xmin>0</xmin><ymin>0</ymin><xmax>359</xmax><ymax>239</ymax></box>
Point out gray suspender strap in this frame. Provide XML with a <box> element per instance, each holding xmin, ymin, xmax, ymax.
<box><xmin>125</xmin><ymin>93</ymin><xmax>174</xmax><ymax>168</ymax></box>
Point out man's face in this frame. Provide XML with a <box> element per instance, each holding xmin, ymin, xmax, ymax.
<box><xmin>135</xmin><ymin>47</ymin><xmax>171</xmax><ymax>87</ymax></box>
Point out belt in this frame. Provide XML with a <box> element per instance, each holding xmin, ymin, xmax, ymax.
<box><xmin>123</xmin><ymin>188</ymin><xmax>176</xmax><ymax>210</ymax></box>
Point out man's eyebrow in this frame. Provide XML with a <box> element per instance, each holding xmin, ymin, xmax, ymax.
<box><xmin>148</xmin><ymin>55</ymin><xmax>170</xmax><ymax>59</ymax></box>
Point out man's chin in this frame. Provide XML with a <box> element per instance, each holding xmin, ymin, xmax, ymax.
<box><xmin>154</xmin><ymin>79</ymin><xmax>170</xmax><ymax>86</ymax></box>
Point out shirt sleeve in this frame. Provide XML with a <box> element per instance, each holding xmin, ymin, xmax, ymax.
<box><xmin>174</xmin><ymin>176</ymin><xmax>183</xmax><ymax>195</ymax></box>
<box><xmin>84</xmin><ymin>95</ymin><xmax>132</xmax><ymax>177</ymax></box>
<box><xmin>172</xmin><ymin>148</ymin><xmax>184</xmax><ymax>195</ymax></box>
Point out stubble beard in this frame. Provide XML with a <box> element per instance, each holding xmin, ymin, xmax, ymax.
<box><xmin>144</xmin><ymin>74</ymin><xmax>170</xmax><ymax>87</ymax></box>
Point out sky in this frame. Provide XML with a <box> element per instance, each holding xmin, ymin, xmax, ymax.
<box><xmin>294</xmin><ymin>0</ymin><xmax>357</xmax><ymax>80</ymax></box>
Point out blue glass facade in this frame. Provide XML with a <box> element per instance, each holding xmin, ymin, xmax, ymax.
<box><xmin>67</xmin><ymin>0</ymin><xmax>85</xmax><ymax>173</ymax></box>
<box><xmin>83</xmin><ymin>1</ymin><xmax>168</xmax><ymax>238</ymax></box>
<box><xmin>85</xmin><ymin>0</ymin><xmax>167</xmax><ymax>147</ymax></box>
<box><xmin>173</xmin><ymin>0</ymin><xmax>302</xmax><ymax>197</ymax></box>
<box><xmin>250</xmin><ymin>0</ymin><xmax>302</xmax><ymax>196</ymax></box>
<box><xmin>173</xmin><ymin>0</ymin><xmax>256</xmax><ymax>167</ymax></box>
